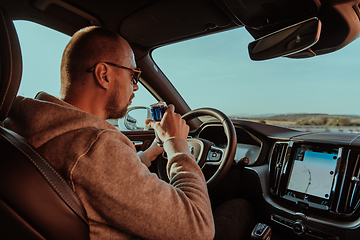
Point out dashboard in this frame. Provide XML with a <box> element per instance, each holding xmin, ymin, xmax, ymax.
<box><xmin>196</xmin><ymin>119</ymin><xmax>360</xmax><ymax>240</ymax></box>
<box><xmin>197</xmin><ymin>124</ymin><xmax>262</xmax><ymax>165</ymax></box>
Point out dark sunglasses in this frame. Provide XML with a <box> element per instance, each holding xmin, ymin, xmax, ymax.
<box><xmin>87</xmin><ymin>62</ymin><xmax>141</xmax><ymax>85</ymax></box>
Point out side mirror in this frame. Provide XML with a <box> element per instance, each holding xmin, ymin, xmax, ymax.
<box><xmin>248</xmin><ymin>17</ymin><xmax>321</xmax><ymax>61</ymax></box>
<box><xmin>120</xmin><ymin>107</ymin><xmax>152</xmax><ymax>131</ymax></box>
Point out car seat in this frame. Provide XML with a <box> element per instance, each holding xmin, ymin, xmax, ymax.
<box><xmin>0</xmin><ymin>7</ymin><xmax>90</xmax><ymax>240</ymax></box>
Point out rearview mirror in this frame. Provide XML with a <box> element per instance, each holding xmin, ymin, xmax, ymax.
<box><xmin>248</xmin><ymin>18</ymin><xmax>321</xmax><ymax>61</ymax></box>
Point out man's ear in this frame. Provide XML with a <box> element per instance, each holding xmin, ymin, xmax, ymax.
<box><xmin>94</xmin><ymin>63</ymin><xmax>110</xmax><ymax>90</ymax></box>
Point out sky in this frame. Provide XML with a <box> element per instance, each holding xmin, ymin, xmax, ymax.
<box><xmin>14</xmin><ymin>20</ymin><xmax>360</xmax><ymax>117</ymax></box>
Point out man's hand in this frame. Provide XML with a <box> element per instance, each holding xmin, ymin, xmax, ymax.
<box><xmin>145</xmin><ymin>104</ymin><xmax>189</xmax><ymax>143</ymax></box>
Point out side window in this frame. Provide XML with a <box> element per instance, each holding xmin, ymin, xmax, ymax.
<box><xmin>14</xmin><ymin>20</ymin><xmax>156</xmax><ymax>130</ymax></box>
<box><xmin>14</xmin><ymin>20</ymin><xmax>70</xmax><ymax>98</ymax></box>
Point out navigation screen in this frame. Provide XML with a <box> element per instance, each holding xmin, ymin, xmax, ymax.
<box><xmin>285</xmin><ymin>146</ymin><xmax>339</xmax><ymax>206</ymax></box>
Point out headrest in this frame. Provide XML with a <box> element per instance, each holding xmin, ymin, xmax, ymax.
<box><xmin>0</xmin><ymin>8</ymin><xmax>22</xmax><ymax>121</ymax></box>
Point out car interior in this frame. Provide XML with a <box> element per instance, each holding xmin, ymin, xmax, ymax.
<box><xmin>1</xmin><ymin>0</ymin><xmax>360</xmax><ymax>239</ymax></box>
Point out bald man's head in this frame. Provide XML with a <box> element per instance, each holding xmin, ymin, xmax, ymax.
<box><xmin>60</xmin><ymin>26</ymin><xmax>131</xmax><ymax>98</ymax></box>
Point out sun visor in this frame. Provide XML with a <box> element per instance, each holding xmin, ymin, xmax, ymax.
<box><xmin>221</xmin><ymin>0</ymin><xmax>321</xmax><ymax>30</ymax></box>
<box><xmin>120</xmin><ymin>0</ymin><xmax>231</xmax><ymax>47</ymax></box>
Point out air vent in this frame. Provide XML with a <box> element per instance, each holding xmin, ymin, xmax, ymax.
<box><xmin>269</xmin><ymin>142</ymin><xmax>289</xmax><ymax>195</ymax></box>
<box><xmin>336</xmin><ymin>149</ymin><xmax>360</xmax><ymax>215</ymax></box>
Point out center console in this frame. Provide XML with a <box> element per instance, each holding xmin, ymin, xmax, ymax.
<box><xmin>267</xmin><ymin>141</ymin><xmax>360</xmax><ymax>239</ymax></box>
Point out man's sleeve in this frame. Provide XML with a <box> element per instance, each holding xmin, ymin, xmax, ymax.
<box><xmin>70</xmin><ymin>130</ymin><xmax>215</xmax><ymax>240</ymax></box>
<box><xmin>137</xmin><ymin>151</ymin><xmax>151</xmax><ymax>167</ymax></box>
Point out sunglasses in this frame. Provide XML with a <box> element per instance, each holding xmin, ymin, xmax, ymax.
<box><xmin>87</xmin><ymin>62</ymin><xmax>141</xmax><ymax>85</ymax></box>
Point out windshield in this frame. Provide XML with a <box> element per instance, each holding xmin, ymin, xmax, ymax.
<box><xmin>152</xmin><ymin>27</ymin><xmax>360</xmax><ymax>131</ymax></box>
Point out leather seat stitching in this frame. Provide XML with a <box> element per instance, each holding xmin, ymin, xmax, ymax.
<box><xmin>1</xmin><ymin>130</ymin><xmax>88</xmax><ymax>224</ymax></box>
<box><xmin>0</xmin><ymin>11</ymin><xmax>12</xmax><ymax>111</ymax></box>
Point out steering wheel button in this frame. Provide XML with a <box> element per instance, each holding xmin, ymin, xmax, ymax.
<box><xmin>207</xmin><ymin>150</ymin><xmax>222</xmax><ymax>161</ymax></box>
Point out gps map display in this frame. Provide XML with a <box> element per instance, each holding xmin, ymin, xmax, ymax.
<box><xmin>286</xmin><ymin>146</ymin><xmax>339</xmax><ymax>206</ymax></box>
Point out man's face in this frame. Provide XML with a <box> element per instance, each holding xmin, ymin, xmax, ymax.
<box><xmin>105</xmin><ymin>44</ymin><xmax>139</xmax><ymax>119</ymax></box>
<box><xmin>106</xmin><ymin>77</ymin><xmax>135</xmax><ymax>119</ymax></box>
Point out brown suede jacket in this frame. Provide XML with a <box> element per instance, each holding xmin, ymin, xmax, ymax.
<box><xmin>4</xmin><ymin>92</ymin><xmax>215</xmax><ymax>240</ymax></box>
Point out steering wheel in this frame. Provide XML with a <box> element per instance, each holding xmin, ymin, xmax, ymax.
<box><xmin>157</xmin><ymin>108</ymin><xmax>237</xmax><ymax>191</ymax></box>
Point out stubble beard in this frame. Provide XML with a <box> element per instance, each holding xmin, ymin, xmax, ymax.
<box><xmin>105</xmin><ymin>89</ymin><xmax>134</xmax><ymax>119</ymax></box>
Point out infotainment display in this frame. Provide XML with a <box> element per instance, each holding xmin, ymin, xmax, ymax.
<box><xmin>284</xmin><ymin>145</ymin><xmax>340</xmax><ymax>209</ymax></box>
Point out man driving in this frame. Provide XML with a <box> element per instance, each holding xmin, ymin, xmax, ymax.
<box><xmin>5</xmin><ymin>26</ymin><xmax>215</xmax><ymax>240</ymax></box>
<box><xmin>5</xmin><ymin>26</ymin><xmax>253</xmax><ymax>240</ymax></box>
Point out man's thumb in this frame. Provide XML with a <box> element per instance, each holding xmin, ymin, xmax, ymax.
<box><xmin>145</xmin><ymin>119</ymin><xmax>156</xmax><ymax>128</ymax></box>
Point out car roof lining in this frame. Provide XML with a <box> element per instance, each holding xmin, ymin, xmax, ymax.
<box><xmin>2</xmin><ymin>0</ymin><xmax>360</xmax><ymax>58</ymax></box>
<box><xmin>2</xmin><ymin>0</ymin><xmax>239</xmax><ymax>48</ymax></box>
<box><xmin>119</xmin><ymin>0</ymin><xmax>234</xmax><ymax>48</ymax></box>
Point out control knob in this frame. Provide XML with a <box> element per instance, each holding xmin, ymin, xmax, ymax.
<box><xmin>293</xmin><ymin>221</ymin><xmax>306</xmax><ymax>235</ymax></box>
